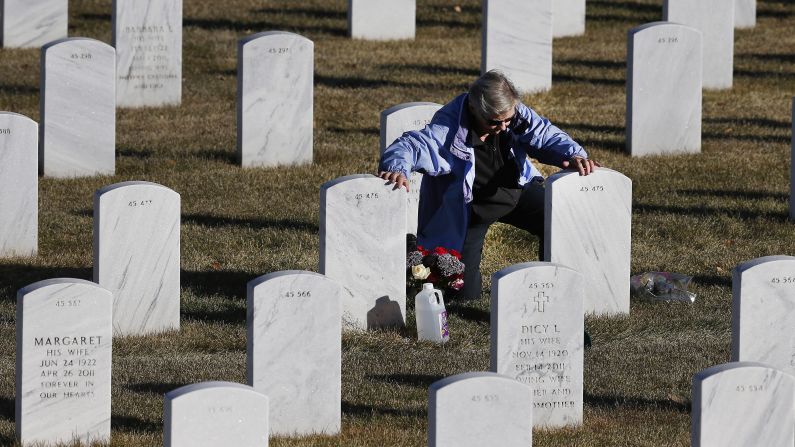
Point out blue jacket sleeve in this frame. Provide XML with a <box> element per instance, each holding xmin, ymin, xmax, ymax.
<box><xmin>378</xmin><ymin>104</ymin><xmax>458</xmax><ymax>178</ymax></box>
<box><xmin>513</xmin><ymin>102</ymin><xmax>588</xmax><ymax>167</ymax></box>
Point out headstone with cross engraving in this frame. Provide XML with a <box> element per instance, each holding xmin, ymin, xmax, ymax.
<box><xmin>164</xmin><ymin>381</ymin><xmax>269</xmax><ymax>447</ymax></box>
<box><xmin>692</xmin><ymin>362</ymin><xmax>795</xmax><ymax>446</ymax></box>
<box><xmin>731</xmin><ymin>255</ymin><xmax>795</xmax><ymax>376</ymax></box>
<box><xmin>491</xmin><ymin>262</ymin><xmax>584</xmax><ymax>427</ymax></box>
<box><xmin>380</xmin><ymin>102</ymin><xmax>442</xmax><ymax>235</ymax></box>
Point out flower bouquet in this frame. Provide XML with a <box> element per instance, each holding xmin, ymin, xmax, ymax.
<box><xmin>406</xmin><ymin>235</ymin><xmax>465</xmax><ymax>295</ymax></box>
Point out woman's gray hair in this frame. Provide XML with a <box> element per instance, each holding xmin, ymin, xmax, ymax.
<box><xmin>468</xmin><ymin>70</ymin><xmax>520</xmax><ymax>118</ymax></box>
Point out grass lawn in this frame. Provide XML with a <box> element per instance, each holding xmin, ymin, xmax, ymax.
<box><xmin>1</xmin><ymin>0</ymin><xmax>794</xmax><ymax>445</ymax></box>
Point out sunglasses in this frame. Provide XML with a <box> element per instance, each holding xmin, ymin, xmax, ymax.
<box><xmin>484</xmin><ymin>114</ymin><xmax>515</xmax><ymax>127</ymax></box>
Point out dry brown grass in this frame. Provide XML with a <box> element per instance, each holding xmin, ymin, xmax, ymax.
<box><xmin>1</xmin><ymin>0</ymin><xmax>794</xmax><ymax>445</ymax></box>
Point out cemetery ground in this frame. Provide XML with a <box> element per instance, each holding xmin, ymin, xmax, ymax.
<box><xmin>1</xmin><ymin>0</ymin><xmax>794</xmax><ymax>445</ymax></box>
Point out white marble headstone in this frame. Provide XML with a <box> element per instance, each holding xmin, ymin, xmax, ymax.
<box><xmin>320</xmin><ymin>174</ymin><xmax>407</xmax><ymax>329</ymax></box>
<box><xmin>491</xmin><ymin>262</ymin><xmax>584</xmax><ymax>427</ymax></box>
<box><xmin>93</xmin><ymin>181</ymin><xmax>180</xmax><ymax>336</ymax></box>
<box><xmin>553</xmin><ymin>0</ymin><xmax>585</xmax><ymax>38</ymax></box>
<box><xmin>247</xmin><ymin>271</ymin><xmax>341</xmax><ymax>435</ymax></box>
<box><xmin>428</xmin><ymin>372</ymin><xmax>533</xmax><ymax>447</ymax></box>
<box><xmin>735</xmin><ymin>0</ymin><xmax>755</xmax><ymax>28</ymax></box>
<box><xmin>113</xmin><ymin>0</ymin><xmax>182</xmax><ymax>107</ymax></box>
<box><xmin>0</xmin><ymin>112</ymin><xmax>37</xmax><ymax>257</ymax></box>
<box><xmin>663</xmin><ymin>0</ymin><xmax>734</xmax><ymax>90</ymax></box>
<box><xmin>692</xmin><ymin>362</ymin><xmax>795</xmax><ymax>447</ymax></box>
<box><xmin>380</xmin><ymin>102</ymin><xmax>441</xmax><ymax>235</ymax></box>
<box><xmin>790</xmin><ymin>98</ymin><xmax>795</xmax><ymax>222</ymax></box>
<box><xmin>544</xmin><ymin>169</ymin><xmax>632</xmax><ymax>315</ymax></box>
<box><xmin>626</xmin><ymin>22</ymin><xmax>702</xmax><ymax>156</ymax></box>
<box><xmin>731</xmin><ymin>256</ymin><xmax>795</xmax><ymax>375</ymax></box>
<box><xmin>1</xmin><ymin>0</ymin><xmax>67</xmax><ymax>48</ymax></box>
<box><xmin>16</xmin><ymin>278</ymin><xmax>112</xmax><ymax>445</ymax></box>
<box><xmin>164</xmin><ymin>381</ymin><xmax>269</xmax><ymax>447</ymax></box>
<box><xmin>40</xmin><ymin>38</ymin><xmax>116</xmax><ymax>178</ymax></box>
<box><xmin>237</xmin><ymin>31</ymin><xmax>313</xmax><ymax>168</ymax></box>
<box><xmin>348</xmin><ymin>0</ymin><xmax>415</xmax><ymax>40</ymax></box>
<box><xmin>482</xmin><ymin>0</ymin><xmax>552</xmax><ymax>94</ymax></box>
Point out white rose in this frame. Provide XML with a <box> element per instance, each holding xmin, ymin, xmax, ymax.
<box><xmin>411</xmin><ymin>264</ymin><xmax>431</xmax><ymax>280</ymax></box>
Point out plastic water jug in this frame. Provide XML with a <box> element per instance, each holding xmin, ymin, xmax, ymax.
<box><xmin>414</xmin><ymin>283</ymin><xmax>449</xmax><ymax>343</ymax></box>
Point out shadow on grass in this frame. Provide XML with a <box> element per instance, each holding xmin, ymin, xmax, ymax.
<box><xmin>123</xmin><ymin>381</ymin><xmax>191</xmax><ymax>395</ymax></box>
<box><xmin>315</xmin><ymin>74</ymin><xmax>450</xmax><ymax>90</ymax></box>
<box><xmin>0</xmin><ymin>396</ymin><xmax>13</xmax><ymax>423</ymax></box>
<box><xmin>378</xmin><ymin>63</ymin><xmax>480</xmax><ymax>78</ymax></box>
<box><xmin>326</xmin><ymin>126</ymin><xmax>380</xmax><ymax>136</ymax></box>
<box><xmin>111</xmin><ymin>415</ymin><xmax>161</xmax><ymax>434</ymax></box>
<box><xmin>182</xmin><ymin>213</ymin><xmax>318</xmax><ymax>232</ymax></box>
<box><xmin>0</xmin><ymin>84</ymin><xmax>38</xmax><ymax>96</ymax></box>
<box><xmin>118</xmin><ymin>147</ymin><xmax>155</xmax><ymax>159</ymax></box>
<box><xmin>191</xmin><ymin>148</ymin><xmax>238</xmax><ymax>164</ymax></box>
<box><xmin>342</xmin><ymin>401</ymin><xmax>425</xmax><ymax>418</ymax></box>
<box><xmin>676</xmin><ymin>188</ymin><xmax>787</xmax><ymax>201</ymax></box>
<box><xmin>251</xmin><ymin>6</ymin><xmax>346</xmax><ymax>21</ymax></box>
<box><xmin>585</xmin><ymin>392</ymin><xmax>690</xmax><ymax>412</ymax></box>
<box><xmin>691</xmin><ymin>274</ymin><xmax>731</xmax><ymax>288</ymax></box>
<box><xmin>736</xmin><ymin>52</ymin><xmax>795</xmax><ymax>65</ymax></box>
<box><xmin>704</xmin><ymin>116</ymin><xmax>791</xmax><ymax>130</ymax></box>
<box><xmin>735</xmin><ymin>69</ymin><xmax>795</xmax><ymax>79</ymax></box>
<box><xmin>633</xmin><ymin>202</ymin><xmax>789</xmax><ymax>221</ymax></box>
<box><xmin>556</xmin><ymin>59</ymin><xmax>625</xmax><ymax>71</ymax></box>
<box><xmin>366</xmin><ymin>373</ymin><xmax>444</xmax><ymax>388</ymax></box>
<box><xmin>702</xmin><ymin>132</ymin><xmax>788</xmax><ymax>143</ymax></box>
<box><xmin>552</xmin><ymin>74</ymin><xmax>625</xmax><ymax>87</ymax></box>
<box><xmin>78</xmin><ymin>13</ymin><xmax>110</xmax><ymax>22</ymax></box>
<box><xmin>181</xmin><ymin>269</ymin><xmax>253</xmax><ymax>300</ymax></box>
<box><xmin>183</xmin><ymin>17</ymin><xmax>346</xmax><ymax>37</ymax></box>
<box><xmin>0</xmin><ymin>265</ymin><xmax>92</xmax><ymax>301</ymax></box>
<box><xmin>446</xmin><ymin>303</ymin><xmax>489</xmax><ymax>323</ymax></box>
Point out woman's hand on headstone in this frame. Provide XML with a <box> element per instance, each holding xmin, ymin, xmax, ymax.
<box><xmin>377</xmin><ymin>171</ymin><xmax>410</xmax><ymax>192</ymax></box>
<box><xmin>562</xmin><ymin>156</ymin><xmax>601</xmax><ymax>176</ymax></box>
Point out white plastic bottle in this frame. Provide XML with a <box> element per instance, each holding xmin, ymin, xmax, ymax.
<box><xmin>415</xmin><ymin>283</ymin><xmax>449</xmax><ymax>343</ymax></box>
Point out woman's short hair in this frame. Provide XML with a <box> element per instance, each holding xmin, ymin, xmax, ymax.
<box><xmin>468</xmin><ymin>70</ymin><xmax>520</xmax><ymax>118</ymax></box>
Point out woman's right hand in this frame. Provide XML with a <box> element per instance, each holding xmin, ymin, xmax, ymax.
<box><xmin>378</xmin><ymin>171</ymin><xmax>410</xmax><ymax>192</ymax></box>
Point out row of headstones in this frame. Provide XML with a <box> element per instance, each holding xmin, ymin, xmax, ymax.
<box><xmin>18</xmin><ymin>253</ymin><xmax>795</xmax><ymax>445</ymax></box>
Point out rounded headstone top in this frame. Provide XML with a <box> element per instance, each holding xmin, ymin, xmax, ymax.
<box><xmin>42</xmin><ymin>37</ymin><xmax>115</xmax><ymax>52</ymax></box>
<box><xmin>492</xmin><ymin>261</ymin><xmax>580</xmax><ymax>282</ymax></box>
<box><xmin>247</xmin><ymin>270</ymin><xmax>328</xmax><ymax>290</ymax></box>
<box><xmin>733</xmin><ymin>255</ymin><xmax>795</xmax><ymax>275</ymax></box>
<box><xmin>381</xmin><ymin>102</ymin><xmax>443</xmax><ymax>117</ymax></box>
<box><xmin>165</xmin><ymin>381</ymin><xmax>262</xmax><ymax>400</ymax></box>
<box><xmin>0</xmin><ymin>111</ymin><xmax>37</xmax><ymax>124</ymax></box>
<box><xmin>17</xmin><ymin>278</ymin><xmax>111</xmax><ymax>297</ymax></box>
<box><xmin>429</xmin><ymin>371</ymin><xmax>521</xmax><ymax>392</ymax></box>
<box><xmin>239</xmin><ymin>30</ymin><xmax>313</xmax><ymax>46</ymax></box>
<box><xmin>94</xmin><ymin>181</ymin><xmax>179</xmax><ymax>197</ymax></box>
<box><xmin>694</xmin><ymin>361</ymin><xmax>790</xmax><ymax>382</ymax></box>
<box><xmin>629</xmin><ymin>21</ymin><xmax>702</xmax><ymax>36</ymax></box>
<box><xmin>320</xmin><ymin>173</ymin><xmax>383</xmax><ymax>190</ymax></box>
<box><xmin>547</xmin><ymin>167</ymin><xmax>630</xmax><ymax>185</ymax></box>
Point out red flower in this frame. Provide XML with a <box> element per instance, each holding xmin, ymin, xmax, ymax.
<box><xmin>417</xmin><ymin>245</ymin><xmax>430</xmax><ymax>256</ymax></box>
<box><xmin>433</xmin><ymin>247</ymin><xmax>448</xmax><ymax>255</ymax></box>
<box><xmin>449</xmin><ymin>278</ymin><xmax>464</xmax><ymax>291</ymax></box>
<box><xmin>449</xmin><ymin>249</ymin><xmax>462</xmax><ymax>259</ymax></box>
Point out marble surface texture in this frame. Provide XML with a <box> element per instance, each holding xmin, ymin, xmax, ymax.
<box><xmin>247</xmin><ymin>271</ymin><xmax>341</xmax><ymax>435</ymax></box>
<box><xmin>544</xmin><ymin>169</ymin><xmax>632</xmax><ymax>315</ymax></box>
<box><xmin>692</xmin><ymin>362</ymin><xmax>795</xmax><ymax>447</ymax></box>
<box><xmin>482</xmin><ymin>0</ymin><xmax>552</xmax><ymax>94</ymax></box>
<box><xmin>735</xmin><ymin>0</ymin><xmax>756</xmax><ymax>28</ymax></box>
<box><xmin>237</xmin><ymin>31</ymin><xmax>313</xmax><ymax>168</ymax></box>
<box><xmin>731</xmin><ymin>256</ymin><xmax>795</xmax><ymax>376</ymax></box>
<box><xmin>491</xmin><ymin>262</ymin><xmax>584</xmax><ymax>427</ymax></box>
<box><xmin>553</xmin><ymin>0</ymin><xmax>585</xmax><ymax>38</ymax></box>
<box><xmin>113</xmin><ymin>0</ymin><xmax>182</xmax><ymax>107</ymax></box>
<box><xmin>348</xmin><ymin>0</ymin><xmax>415</xmax><ymax>40</ymax></box>
<box><xmin>1</xmin><ymin>0</ymin><xmax>67</xmax><ymax>48</ymax></box>
<box><xmin>664</xmin><ymin>0</ymin><xmax>734</xmax><ymax>90</ymax></box>
<box><xmin>0</xmin><ymin>112</ymin><xmax>37</xmax><ymax>257</ymax></box>
<box><xmin>93</xmin><ymin>181</ymin><xmax>180</xmax><ymax>336</ymax></box>
<box><xmin>16</xmin><ymin>278</ymin><xmax>112</xmax><ymax>445</ymax></box>
<box><xmin>626</xmin><ymin>22</ymin><xmax>702</xmax><ymax>156</ymax></box>
<box><xmin>320</xmin><ymin>174</ymin><xmax>407</xmax><ymax>329</ymax></box>
<box><xmin>164</xmin><ymin>381</ymin><xmax>269</xmax><ymax>447</ymax></box>
<box><xmin>40</xmin><ymin>38</ymin><xmax>116</xmax><ymax>178</ymax></box>
<box><xmin>428</xmin><ymin>372</ymin><xmax>533</xmax><ymax>447</ymax></box>
<box><xmin>380</xmin><ymin>102</ymin><xmax>441</xmax><ymax>235</ymax></box>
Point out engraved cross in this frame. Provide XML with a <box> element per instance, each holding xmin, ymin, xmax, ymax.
<box><xmin>534</xmin><ymin>292</ymin><xmax>550</xmax><ymax>312</ymax></box>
